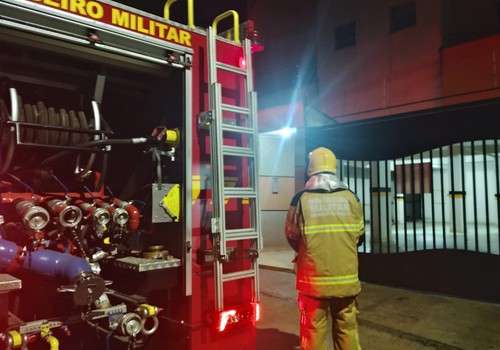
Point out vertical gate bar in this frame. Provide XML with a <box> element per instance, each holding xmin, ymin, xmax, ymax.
<box><xmin>483</xmin><ymin>140</ymin><xmax>491</xmax><ymax>253</ymax></box>
<box><xmin>450</xmin><ymin>144</ymin><xmax>457</xmax><ymax>249</ymax></box>
<box><xmin>472</xmin><ymin>141</ymin><xmax>479</xmax><ymax>251</ymax></box>
<box><xmin>385</xmin><ymin>160</ymin><xmax>390</xmax><ymax>253</ymax></box>
<box><xmin>369</xmin><ymin>161</ymin><xmax>375</xmax><ymax>253</ymax></box>
<box><xmin>495</xmin><ymin>139</ymin><xmax>500</xmax><ymax>254</ymax></box>
<box><xmin>394</xmin><ymin>159</ymin><xmax>400</xmax><ymax>253</ymax></box>
<box><xmin>339</xmin><ymin>158</ymin><xmax>344</xmax><ymax>181</ymax></box>
<box><xmin>420</xmin><ymin>152</ymin><xmax>426</xmax><ymax>250</ymax></box>
<box><xmin>430</xmin><ymin>151</ymin><xmax>436</xmax><ymax>249</ymax></box>
<box><xmin>353</xmin><ymin>160</ymin><xmax>360</xmax><ymax>252</ymax></box>
<box><xmin>354</xmin><ymin>160</ymin><xmax>358</xmax><ymax>194</ymax></box>
<box><xmin>440</xmin><ymin>147</ymin><xmax>446</xmax><ymax>248</ymax></box>
<box><xmin>377</xmin><ymin>161</ymin><xmax>382</xmax><ymax>253</ymax></box>
<box><xmin>411</xmin><ymin>155</ymin><xmax>417</xmax><ymax>250</ymax></box>
<box><xmin>362</xmin><ymin>160</ymin><xmax>367</xmax><ymax>253</ymax></box>
<box><xmin>460</xmin><ymin>142</ymin><xmax>467</xmax><ymax>250</ymax></box>
<box><xmin>402</xmin><ymin>157</ymin><xmax>408</xmax><ymax>251</ymax></box>
<box><xmin>347</xmin><ymin>160</ymin><xmax>351</xmax><ymax>186</ymax></box>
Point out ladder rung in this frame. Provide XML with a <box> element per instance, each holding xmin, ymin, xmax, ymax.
<box><xmin>222</xmin><ymin>145</ymin><xmax>254</xmax><ymax>157</ymax></box>
<box><xmin>221</xmin><ymin>104</ymin><xmax>250</xmax><ymax>115</ymax></box>
<box><xmin>222</xmin><ymin>269</ymin><xmax>257</xmax><ymax>282</ymax></box>
<box><xmin>224</xmin><ymin>187</ymin><xmax>256</xmax><ymax>198</ymax></box>
<box><xmin>222</xmin><ymin>124</ymin><xmax>255</xmax><ymax>135</ymax></box>
<box><xmin>216</xmin><ymin>61</ymin><xmax>248</xmax><ymax>76</ymax></box>
<box><xmin>225</xmin><ymin>229</ymin><xmax>260</xmax><ymax>241</ymax></box>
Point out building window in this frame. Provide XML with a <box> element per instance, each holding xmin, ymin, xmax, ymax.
<box><xmin>335</xmin><ymin>21</ymin><xmax>356</xmax><ymax>50</ymax></box>
<box><xmin>390</xmin><ymin>1</ymin><xmax>416</xmax><ymax>32</ymax></box>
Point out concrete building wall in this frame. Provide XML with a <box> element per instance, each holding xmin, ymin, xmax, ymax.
<box><xmin>251</xmin><ymin>0</ymin><xmax>318</xmax><ymax>109</ymax></box>
<box><xmin>315</xmin><ymin>0</ymin><xmax>443</xmax><ymax>122</ymax></box>
<box><xmin>259</xmin><ymin>133</ymin><xmax>296</xmax><ymax>249</ymax></box>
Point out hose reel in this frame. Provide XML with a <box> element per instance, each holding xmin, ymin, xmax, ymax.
<box><xmin>0</xmin><ymin>88</ymin><xmax>111</xmax><ymax>153</ymax></box>
<box><xmin>0</xmin><ymin>87</ymin><xmax>114</xmax><ymax>187</ymax></box>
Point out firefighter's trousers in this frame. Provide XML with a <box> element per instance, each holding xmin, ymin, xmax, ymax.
<box><xmin>298</xmin><ymin>293</ymin><xmax>361</xmax><ymax>350</ymax></box>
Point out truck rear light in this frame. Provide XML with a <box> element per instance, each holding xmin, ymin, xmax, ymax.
<box><xmin>213</xmin><ymin>302</ymin><xmax>260</xmax><ymax>332</ymax></box>
<box><xmin>255</xmin><ymin>302</ymin><xmax>261</xmax><ymax>321</ymax></box>
<box><xmin>218</xmin><ymin>310</ymin><xmax>236</xmax><ymax>332</ymax></box>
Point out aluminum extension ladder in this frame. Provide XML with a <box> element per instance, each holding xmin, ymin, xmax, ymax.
<box><xmin>203</xmin><ymin>26</ymin><xmax>262</xmax><ymax>311</ymax></box>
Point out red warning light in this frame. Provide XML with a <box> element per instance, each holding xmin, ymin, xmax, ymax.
<box><xmin>239</xmin><ymin>57</ymin><xmax>247</xmax><ymax>69</ymax></box>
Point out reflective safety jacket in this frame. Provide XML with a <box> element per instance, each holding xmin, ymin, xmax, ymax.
<box><xmin>285</xmin><ymin>173</ymin><xmax>365</xmax><ymax>298</ymax></box>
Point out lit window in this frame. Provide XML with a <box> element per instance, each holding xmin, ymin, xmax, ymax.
<box><xmin>390</xmin><ymin>1</ymin><xmax>416</xmax><ymax>32</ymax></box>
<box><xmin>335</xmin><ymin>21</ymin><xmax>356</xmax><ymax>50</ymax></box>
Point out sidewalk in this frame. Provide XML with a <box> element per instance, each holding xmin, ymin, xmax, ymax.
<box><xmin>258</xmin><ymin>249</ymin><xmax>500</xmax><ymax>350</ymax></box>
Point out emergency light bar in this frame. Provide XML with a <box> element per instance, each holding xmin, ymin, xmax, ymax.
<box><xmin>212</xmin><ymin>302</ymin><xmax>260</xmax><ymax>332</ymax></box>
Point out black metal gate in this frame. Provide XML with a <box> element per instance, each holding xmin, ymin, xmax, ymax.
<box><xmin>338</xmin><ymin>141</ymin><xmax>500</xmax><ymax>256</ymax></box>
<box><xmin>305</xmin><ymin>100</ymin><xmax>500</xmax><ymax>302</ymax></box>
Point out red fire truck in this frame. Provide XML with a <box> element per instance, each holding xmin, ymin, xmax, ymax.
<box><xmin>0</xmin><ymin>0</ymin><xmax>262</xmax><ymax>348</ymax></box>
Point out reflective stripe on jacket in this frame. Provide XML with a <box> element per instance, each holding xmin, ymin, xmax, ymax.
<box><xmin>287</xmin><ymin>188</ymin><xmax>365</xmax><ymax>298</ymax></box>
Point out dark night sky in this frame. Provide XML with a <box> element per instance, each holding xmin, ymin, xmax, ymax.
<box><xmin>113</xmin><ymin>0</ymin><xmax>249</xmax><ymax>29</ymax></box>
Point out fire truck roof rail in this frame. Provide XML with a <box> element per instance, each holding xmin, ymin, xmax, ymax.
<box><xmin>212</xmin><ymin>10</ymin><xmax>240</xmax><ymax>43</ymax></box>
<box><xmin>163</xmin><ymin>0</ymin><xmax>195</xmax><ymax>29</ymax></box>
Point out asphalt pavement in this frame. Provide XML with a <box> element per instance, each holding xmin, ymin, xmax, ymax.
<box><xmin>256</xmin><ymin>267</ymin><xmax>500</xmax><ymax>350</ymax></box>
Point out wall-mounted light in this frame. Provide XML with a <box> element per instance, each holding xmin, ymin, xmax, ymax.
<box><xmin>265</xmin><ymin>127</ymin><xmax>296</xmax><ymax>138</ymax></box>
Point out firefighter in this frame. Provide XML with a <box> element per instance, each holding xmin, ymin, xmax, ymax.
<box><xmin>285</xmin><ymin>147</ymin><xmax>365</xmax><ymax>350</ymax></box>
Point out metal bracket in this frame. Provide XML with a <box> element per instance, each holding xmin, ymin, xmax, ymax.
<box><xmin>152</xmin><ymin>183</ymin><xmax>180</xmax><ymax>223</ymax></box>
<box><xmin>86</xmin><ymin>303</ymin><xmax>127</xmax><ymax>321</ymax></box>
<box><xmin>19</xmin><ymin>320</ymin><xmax>63</xmax><ymax>334</ymax></box>
<box><xmin>197</xmin><ymin>110</ymin><xmax>213</xmax><ymax>129</ymax></box>
<box><xmin>211</xmin><ymin>217</ymin><xmax>220</xmax><ymax>233</ymax></box>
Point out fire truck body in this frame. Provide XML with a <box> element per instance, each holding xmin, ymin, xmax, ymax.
<box><xmin>0</xmin><ymin>0</ymin><xmax>261</xmax><ymax>349</ymax></box>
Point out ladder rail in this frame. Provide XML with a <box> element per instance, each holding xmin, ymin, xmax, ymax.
<box><xmin>206</xmin><ymin>26</ymin><xmax>262</xmax><ymax>311</ymax></box>
<box><xmin>211</xmin><ymin>82</ymin><xmax>226</xmax><ymax>311</ymax></box>
<box><xmin>250</xmin><ymin>91</ymin><xmax>263</xmax><ymax>251</ymax></box>
<box><xmin>207</xmin><ymin>28</ymin><xmax>226</xmax><ymax>310</ymax></box>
